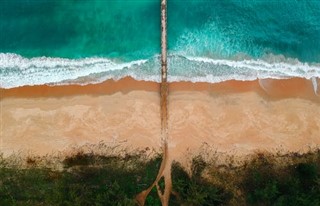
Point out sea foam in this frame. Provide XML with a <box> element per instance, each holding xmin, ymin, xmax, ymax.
<box><xmin>0</xmin><ymin>53</ymin><xmax>147</xmax><ymax>88</ymax></box>
<box><xmin>1</xmin><ymin>53</ymin><xmax>320</xmax><ymax>89</ymax></box>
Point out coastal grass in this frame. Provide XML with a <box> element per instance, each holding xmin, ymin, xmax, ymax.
<box><xmin>203</xmin><ymin>149</ymin><xmax>320</xmax><ymax>206</ymax></box>
<box><xmin>0</xmin><ymin>149</ymin><xmax>319</xmax><ymax>205</ymax></box>
<box><xmin>240</xmin><ymin>151</ymin><xmax>320</xmax><ymax>206</ymax></box>
<box><xmin>0</xmin><ymin>149</ymin><xmax>162</xmax><ymax>206</ymax></box>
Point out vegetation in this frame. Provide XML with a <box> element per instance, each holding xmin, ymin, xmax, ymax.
<box><xmin>0</xmin><ymin>149</ymin><xmax>319</xmax><ymax>205</ymax></box>
<box><xmin>170</xmin><ymin>156</ymin><xmax>232</xmax><ymax>205</ymax></box>
<box><xmin>241</xmin><ymin>152</ymin><xmax>320</xmax><ymax>206</ymax></box>
<box><xmin>0</xmin><ymin>150</ymin><xmax>162</xmax><ymax>206</ymax></box>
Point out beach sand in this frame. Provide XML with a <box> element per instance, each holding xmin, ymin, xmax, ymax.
<box><xmin>1</xmin><ymin>77</ymin><xmax>320</xmax><ymax>161</ymax></box>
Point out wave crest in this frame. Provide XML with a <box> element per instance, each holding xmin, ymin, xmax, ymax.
<box><xmin>0</xmin><ymin>53</ymin><xmax>147</xmax><ymax>88</ymax></box>
<box><xmin>1</xmin><ymin>53</ymin><xmax>319</xmax><ymax>88</ymax></box>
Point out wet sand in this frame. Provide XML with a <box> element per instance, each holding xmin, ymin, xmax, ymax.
<box><xmin>1</xmin><ymin>77</ymin><xmax>319</xmax><ymax>160</ymax></box>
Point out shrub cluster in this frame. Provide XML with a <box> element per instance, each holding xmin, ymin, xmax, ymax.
<box><xmin>0</xmin><ymin>150</ymin><xmax>319</xmax><ymax>205</ymax></box>
<box><xmin>0</xmin><ymin>152</ymin><xmax>162</xmax><ymax>206</ymax></box>
<box><xmin>241</xmin><ymin>152</ymin><xmax>320</xmax><ymax>206</ymax></box>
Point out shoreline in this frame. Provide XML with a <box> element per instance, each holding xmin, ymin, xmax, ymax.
<box><xmin>1</xmin><ymin>77</ymin><xmax>319</xmax><ymax>159</ymax></box>
<box><xmin>1</xmin><ymin>77</ymin><xmax>319</xmax><ymax>101</ymax></box>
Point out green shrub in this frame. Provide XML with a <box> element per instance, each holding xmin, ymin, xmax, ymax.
<box><xmin>1</xmin><ymin>149</ymin><xmax>319</xmax><ymax>205</ymax></box>
<box><xmin>241</xmin><ymin>153</ymin><xmax>320</xmax><ymax>206</ymax></box>
<box><xmin>0</xmin><ymin>152</ymin><xmax>163</xmax><ymax>205</ymax></box>
<box><xmin>171</xmin><ymin>157</ymin><xmax>232</xmax><ymax>206</ymax></box>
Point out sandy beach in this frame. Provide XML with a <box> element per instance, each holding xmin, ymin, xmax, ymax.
<box><xmin>1</xmin><ymin>77</ymin><xmax>319</xmax><ymax>161</ymax></box>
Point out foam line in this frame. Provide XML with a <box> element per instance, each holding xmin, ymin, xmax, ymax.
<box><xmin>1</xmin><ymin>53</ymin><xmax>320</xmax><ymax>89</ymax></box>
<box><xmin>311</xmin><ymin>77</ymin><xmax>319</xmax><ymax>96</ymax></box>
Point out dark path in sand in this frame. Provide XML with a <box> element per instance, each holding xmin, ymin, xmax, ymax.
<box><xmin>136</xmin><ymin>0</ymin><xmax>173</xmax><ymax>205</ymax></box>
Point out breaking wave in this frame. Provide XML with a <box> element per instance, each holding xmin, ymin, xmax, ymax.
<box><xmin>1</xmin><ymin>53</ymin><xmax>319</xmax><ymax>89</ymax></box>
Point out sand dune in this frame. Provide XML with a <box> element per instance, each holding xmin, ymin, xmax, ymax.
<box><xmin>1</xmin><ymin>77</ymin><xmax>319</xmax><ymax>159</ymax></box>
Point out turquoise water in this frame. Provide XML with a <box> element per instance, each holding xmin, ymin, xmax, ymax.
<box><xmin>1</xmin><ymin>0</ymin><xmax>320</xmax><ymax>88</ymax></box>
<box><xmin>169</xmin><ymin>0</ymin><xmax>320</xmax><ymax>62</ymax></box>
<box><xmin>0</xmin><ymin>0</ymin><xmax>160</xmax><ymax>60</ymax></box>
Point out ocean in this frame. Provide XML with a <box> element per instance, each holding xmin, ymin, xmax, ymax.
<box><xmin>1</xmin><ymin>0</ymin><xmax>320</xmax><ymax>89</ymax></box>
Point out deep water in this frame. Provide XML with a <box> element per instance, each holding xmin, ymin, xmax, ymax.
<box><xmin>168</xmin><ymin>0</ymin><xmax>320</xmax><ymax>62</ymax></box>
<box><xmin>0</xmin><ymin>0</ymin><xmax>160</xmax><ymax>60</ymax></box>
